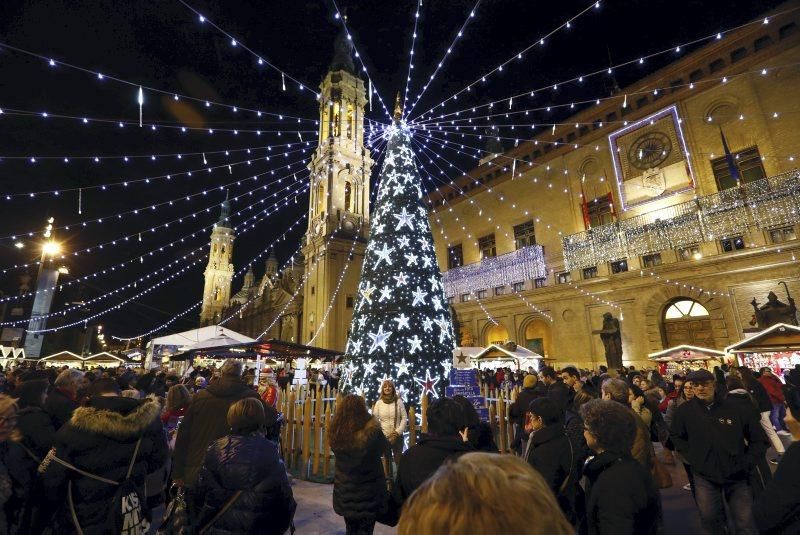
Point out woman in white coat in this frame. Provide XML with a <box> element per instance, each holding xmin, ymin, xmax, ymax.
<box><xmin>373</xmin><ymin>380</ymin><xmax>407</xmax><ymax>466</ymax></box>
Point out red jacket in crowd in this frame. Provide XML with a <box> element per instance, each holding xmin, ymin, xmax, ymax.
<box><xmin>758</xmin><ymin>373</ymin><xmax>785</xmax><ymax>404</ymax></box>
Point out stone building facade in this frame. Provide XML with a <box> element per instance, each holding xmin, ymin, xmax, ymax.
<box><xmin>427</xmin><ymin>3</ymin><xmax>800</xmax><ymax>368</ymax></box>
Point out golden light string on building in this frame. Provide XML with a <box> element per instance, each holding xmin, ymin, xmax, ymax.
<box><xmin>411</xmin><ymin>144</ymin><xmax>549</xmax><ymax>325</ymax></box>
<box><xmin>411</xmin><ymin>5</ymin><xmax>800</xmax><ymax>124</ymax></box>
<box><xmin>403</xmin><ymin>0</ymin><xmax>483</xmax><ymax>119</ymax></box>
<box><xmin>0</xmin><ymin>41</ymin><xmax>318</xmax><ymax>123</ymax></box>
<box><xmin>2</xmin><ymin>147</ymin><xmax>314</xmax><ymax>241</ymax></box>
<box><xmin>409</xmin><ymin>0</ymin><xmax>602</xmax><ymax>122</ymax></box>
<box><xmin>28</xmin><ymin>185</ymin><xmax>311</xmax><ymax>334</ymax></box>
<box><xmin>0</xmin><ymin>167</ymin><xmax>310</xmax><ymax>271</ymax></box>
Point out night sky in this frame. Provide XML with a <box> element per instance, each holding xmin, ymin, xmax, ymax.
<box><xmin>0</xmin><ymin>0</ymin><xmax>784</xmax><ymax>340</ymax></box>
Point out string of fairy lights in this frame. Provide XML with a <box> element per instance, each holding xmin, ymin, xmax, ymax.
<box><xmin>2</xmin><ymin>149</ymin><xmax>314</xmax><ymax>243</ymax></box>
<box><xmin>2</xmin><ymin>184</ymin><xmax>311</xmax><ymax>325</ymax></box>
<box><xmin>28</xmin><ymin>183</ymin><xmax>311</xmax><ymax>334</ymax></box>
<box><xmin>0</xmin><ymin>41</ymin><xmax>318</xmax><ymax>124</ymax></box>
<box><xmin>6</xmin><ymin>0</ymin><xmax>799</xmax><ymax>348</ymax></box>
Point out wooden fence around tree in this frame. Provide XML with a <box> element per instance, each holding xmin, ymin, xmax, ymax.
<box><xmin>277</xmin><ymin>384</ymin><xmax>523</xmax><ymax>482</ymax></box>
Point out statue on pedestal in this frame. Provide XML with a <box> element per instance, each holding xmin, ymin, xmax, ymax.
<box><xmin>751</xmin><ymin>284</ymin><xmax>797</xmax><ymax>328</ymax></box>
<box><xmin>593</xmin><ymin>312</ymin><xmax>623</xmax><ymax>370</ymax></box>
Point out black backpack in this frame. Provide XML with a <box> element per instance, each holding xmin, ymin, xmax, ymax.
<box><xmin>52</xmin><ymin>436</ymin><xmax>149</xmax><ymax>534</ymax></box>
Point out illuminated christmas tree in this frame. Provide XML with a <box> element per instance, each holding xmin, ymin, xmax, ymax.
<box><xmin>341</xmin><ymin>114</ymin><xmax>455</xmax><ymax>408</ymax></box>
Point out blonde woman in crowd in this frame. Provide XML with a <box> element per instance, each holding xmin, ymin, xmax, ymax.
<box><xmin>398</xmin><ymin>452</ymin><xmax>572</xmax><ymax>535</ymax></box>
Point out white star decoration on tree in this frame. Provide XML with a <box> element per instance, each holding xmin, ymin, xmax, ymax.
<box><xmin>411</xmin><ymin>286</ymin><xmax>428</xmax><ymax>306</ymax></box>
<box><xmin>368</xmin><ymin>325</ymin><xmax>391</xmax><ymax>354</ymax></box>
<box><xmin>397</xmin><ymin>236</ymin><xmax>410</xmax><ymax>248</ymax></box>
<box><xmin>394</xmin><ymin>358</ymin><xmax>411</xmax><ymax>376</ymax></box>
<box><xmin>408</xmin><ymin>334</ymin><xmax>422</xmax><ymax>353</ymax></box>
<box><xmin>374</xmin><ymin>243</ymin><xmax>394</xmax><ymax>267</ymax></box>
<box><xmin>422</xmin><ymin>317</ymin><xmax>434</xmax><ymax>332</ymax></box>
<box><xmin>393</xmin><ymin>207</ymin><xmax>414</xmax><ymax>230</ymax></box>
<box><xmin>379</xmin><ymin>286</ymin><xmax>392</xmax><ymax>302</ymax></box>
<box><xmin>361</xmin><ymin>283</ymin><xmax>376</xmax><ymax>304</ymax></box>
<box><xmin>394</xmin><ymin>313</ymin><xmax>410</xmax><ymax>330</ymax></box>
<box><xmin>404</xmin><ymin>252</ymin><xmax>418</xmax><ymax>266</ymax></box>
<box><xmin>414</xmin><ymin>369</ymin><xmax>440</xmax><ymax>399</ymax></box>
<box><xmin>364</xmin><ymin>359</ymin><xmax>377</xmax><ymax>375</ymax></box>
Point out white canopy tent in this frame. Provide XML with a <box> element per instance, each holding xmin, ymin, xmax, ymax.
<box><xmin>471</xmin><ymin>343</ymin><xmax>545</xmax><ymax>371</ymax></box>
<box><xmin>145</xmin><ymin>326</ymin><xmax>255</xmax><ymax>368</ymax></box>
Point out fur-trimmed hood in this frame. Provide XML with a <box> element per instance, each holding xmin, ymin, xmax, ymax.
<box><xmin>350</xmin><ymin>417</ymin><xmax>381</xmax><ymax>450</ymax></box>
<box><xmin>70</xmin><ymin>395</ymin><xmax>161</xmax><ymax>440</ymax></box>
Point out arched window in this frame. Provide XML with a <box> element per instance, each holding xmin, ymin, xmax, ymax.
<box><xmin>484</xmin><ymin>324</ymin><xmax>509</xmax><ymax>346</ymax></box>
<box><xmin>344</xmin><ymin>181</ymin><xmax>352</xmax><ymax>211</ymax></box>
<box><xmin>332</xmin><ymin>102</ymin><xmax>341</xmax><ymax>137</ymax></box>
<box><xmin>661</xmin><ymin>298</ymin><xmax>714</xmax><ymax>347</ymax></box>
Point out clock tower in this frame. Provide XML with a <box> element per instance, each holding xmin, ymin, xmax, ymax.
<box><xmin>302</xmin><ymin>30</ymin><xmax>373</xmax><ymax>350</ymax></box>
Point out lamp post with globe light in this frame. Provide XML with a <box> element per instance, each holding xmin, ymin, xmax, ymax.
<box><xmin>22</xmin><ymin>218</ymin><xmax>68</xmax><ymax>358</ymax></box>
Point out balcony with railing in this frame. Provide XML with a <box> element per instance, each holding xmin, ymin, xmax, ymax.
<box><xmin>442</xmin><ymin>245</ymin><xmax>547</xmax><ymax>298</ymax></box>
<box><xmin>562</xmin><ymin>170</ymin><xmax>800</xmax><ymax>270</ymax></box>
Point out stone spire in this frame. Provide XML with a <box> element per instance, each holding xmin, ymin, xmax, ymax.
<box><xmin>218</xmin><ymin>190</ymin><xmax>231</xmax><ymax>226</ymax></box>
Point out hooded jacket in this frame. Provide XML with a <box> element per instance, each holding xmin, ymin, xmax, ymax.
<box><xmin>584</xmin><ymin>451</ymin><xmax>659</xmax><ymax>535</ymax></box>
<box><xmin>37</xmin><ymin>395</ymin><xmax>169</xmax><ymax>533</ymax></box>
<box><xmin>396</xmin><ymin>433</ymin><xmax>472</xmax><ymax>501</ymax></box>
<box><xmin>194</xmin><ymin>433</ymin><xmax>295</xmax><ymax>534</ymax></box>
<box><xmin>331</xmin><ymin>418</ymin><xmax>390</xmax><ymax>520</ymax></box>
<box><xmin>669</xmin><ymin>395</ymin><xmax>768</xmax><ymax>484</ymax></box>
<box><xmin>172</xmin><ymin>375</ymin><xmax>260</xmax><ymax>486</ymax></box>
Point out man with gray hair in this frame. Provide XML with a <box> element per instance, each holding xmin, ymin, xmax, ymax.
<box><xmin>45</xmin><ymin>368</ymin><xmax>84</xmax><ymax>430</ymax></box>
<box><xmin>173</xmin><ymin>359</ymin><xmax>259</xmax><ymax>486</ymax></box>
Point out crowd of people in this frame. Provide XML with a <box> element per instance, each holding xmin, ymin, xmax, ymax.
<box><xmin>0</xmin><ymin>358</ymin><xmax>795</xmax><ymax>534</ymax></box>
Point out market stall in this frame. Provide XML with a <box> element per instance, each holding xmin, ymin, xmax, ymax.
<box><xmin>0</xmin><ymin>345</ymin><xmax>25</xmax><ymax>369</ymax></box>
<box><xmin>647</xmin><ymin>344</ymin><xmax>726</xmax><ymax>376</ymax></box>
<box><xmin>145</xmin><ymin>326</ymin><xmax>255</xmax><ymax>368</ymax></box>
<box><xmin>40</xmin><ymin>350</ymin><xmax>84</xmax><ymax>368</ymax></box>
<box><xmin>470</xmin><ymin>343</ymin><xmax>545</xmax><ymax>371</ymax></box>
<box><xmin>83</xmin><ymin>352</ymin><xmax>128</xmax><ymax>369</ymax></box>
<box><xmin>725</xmin><ymin>323</ymin><xmax>800</xmax><ymax>374</ymax></box>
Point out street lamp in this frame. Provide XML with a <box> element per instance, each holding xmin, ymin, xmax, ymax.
<box><xmin>42</xmin><ymin>240</ymin><xmax>61</xmax><ymax>257</ymax></box>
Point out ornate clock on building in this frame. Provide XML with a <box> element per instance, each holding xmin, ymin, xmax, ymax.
<box><xmin>628</xmin><ymin>131</ymin><xmax>672</xmax><ymax>170</ymax></box>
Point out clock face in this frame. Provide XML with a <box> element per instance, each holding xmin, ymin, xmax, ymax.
<box><xmin>628</xmin><ymin>132</ymin><xmax>672</xmax><ymax>171</ymax></box>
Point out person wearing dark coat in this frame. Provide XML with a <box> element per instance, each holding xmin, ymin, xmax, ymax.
<box><xmin>36</xmin><ymin>378</ymin><xmax>169</xmax><ymax>533</ymax></box>
<box><xmin>540</xmin><ymin>366</ymin><xmax>571</xmax><ymax>413</ymax></box>
<box><xmin>670</xmin><ymin>369</ymin><xmax>767</xmax><ymax>534</ymax></box>
<box><xmin>44</xmin><ymin>368</ymin><xmax>83</xmax><ymax>430</ymax></box>
<box><xmin>740</xmin><ymin>366</ymin><xmax>786</xmax><ymax>461</ymax></box>
<box><xmin>581</xmin><ymin>399</ymin><xmax>659</xmax><ymax>535</ymax></box>
<box><xmin>14</xmin><ymin>377</ymin><xmax>56</xmax><ymax>461</ymax></box>
<box><xmin>0</xmin><ymin>395</ymin><xmax>35</xmax><ymax>534</ymax></box>
<box><xmin>754</xmin><ymin>385</ymin><xmax>800</xmax><ymax>534</ymax></box>
<box><xmin>328</xmin><ymin>394</ymin><xmax>390</xmax><ymax>535</ymax></box>
<box><xmin>172</xmin><ymin>360</ymin><xmax>260</xmax><ymax>487</ymax></box>
<box><xmin>724</xmin><ymin>376</ymin><xmax>772</xmax><ymax>495</ymax></box>
<box><xmin>194</xmin><ymin>398</ymin><xmax>295</xmax><ymax>534</ymax></box>
<box><xmin>524</xmin><ymin>398</ymin><xmax>580</xmax><ymax>523</ymax></box>
<box><xmin>509</xmin><ymin>374</ymin><xmax>546</xmax><ymax>453</ymax></box>
<box><xmin>452</xmin><ymin>395</ymin><xmax>496</xmax><ymax>453</ymax></box>
<box><xmin>396</xmin><ymin>398</ymin><xmax>472</xmax><ymax>503</ymax></box>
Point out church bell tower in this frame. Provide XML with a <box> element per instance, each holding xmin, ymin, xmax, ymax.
<box><xmin>302</xmin><ymin>28</ymin><xmax>373</xmax><ymax>350</ymax></box>
<box><xmin>200</xmin><ymin>194</ymin><xmax>235</xmax><ymax>325</ymax></box>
